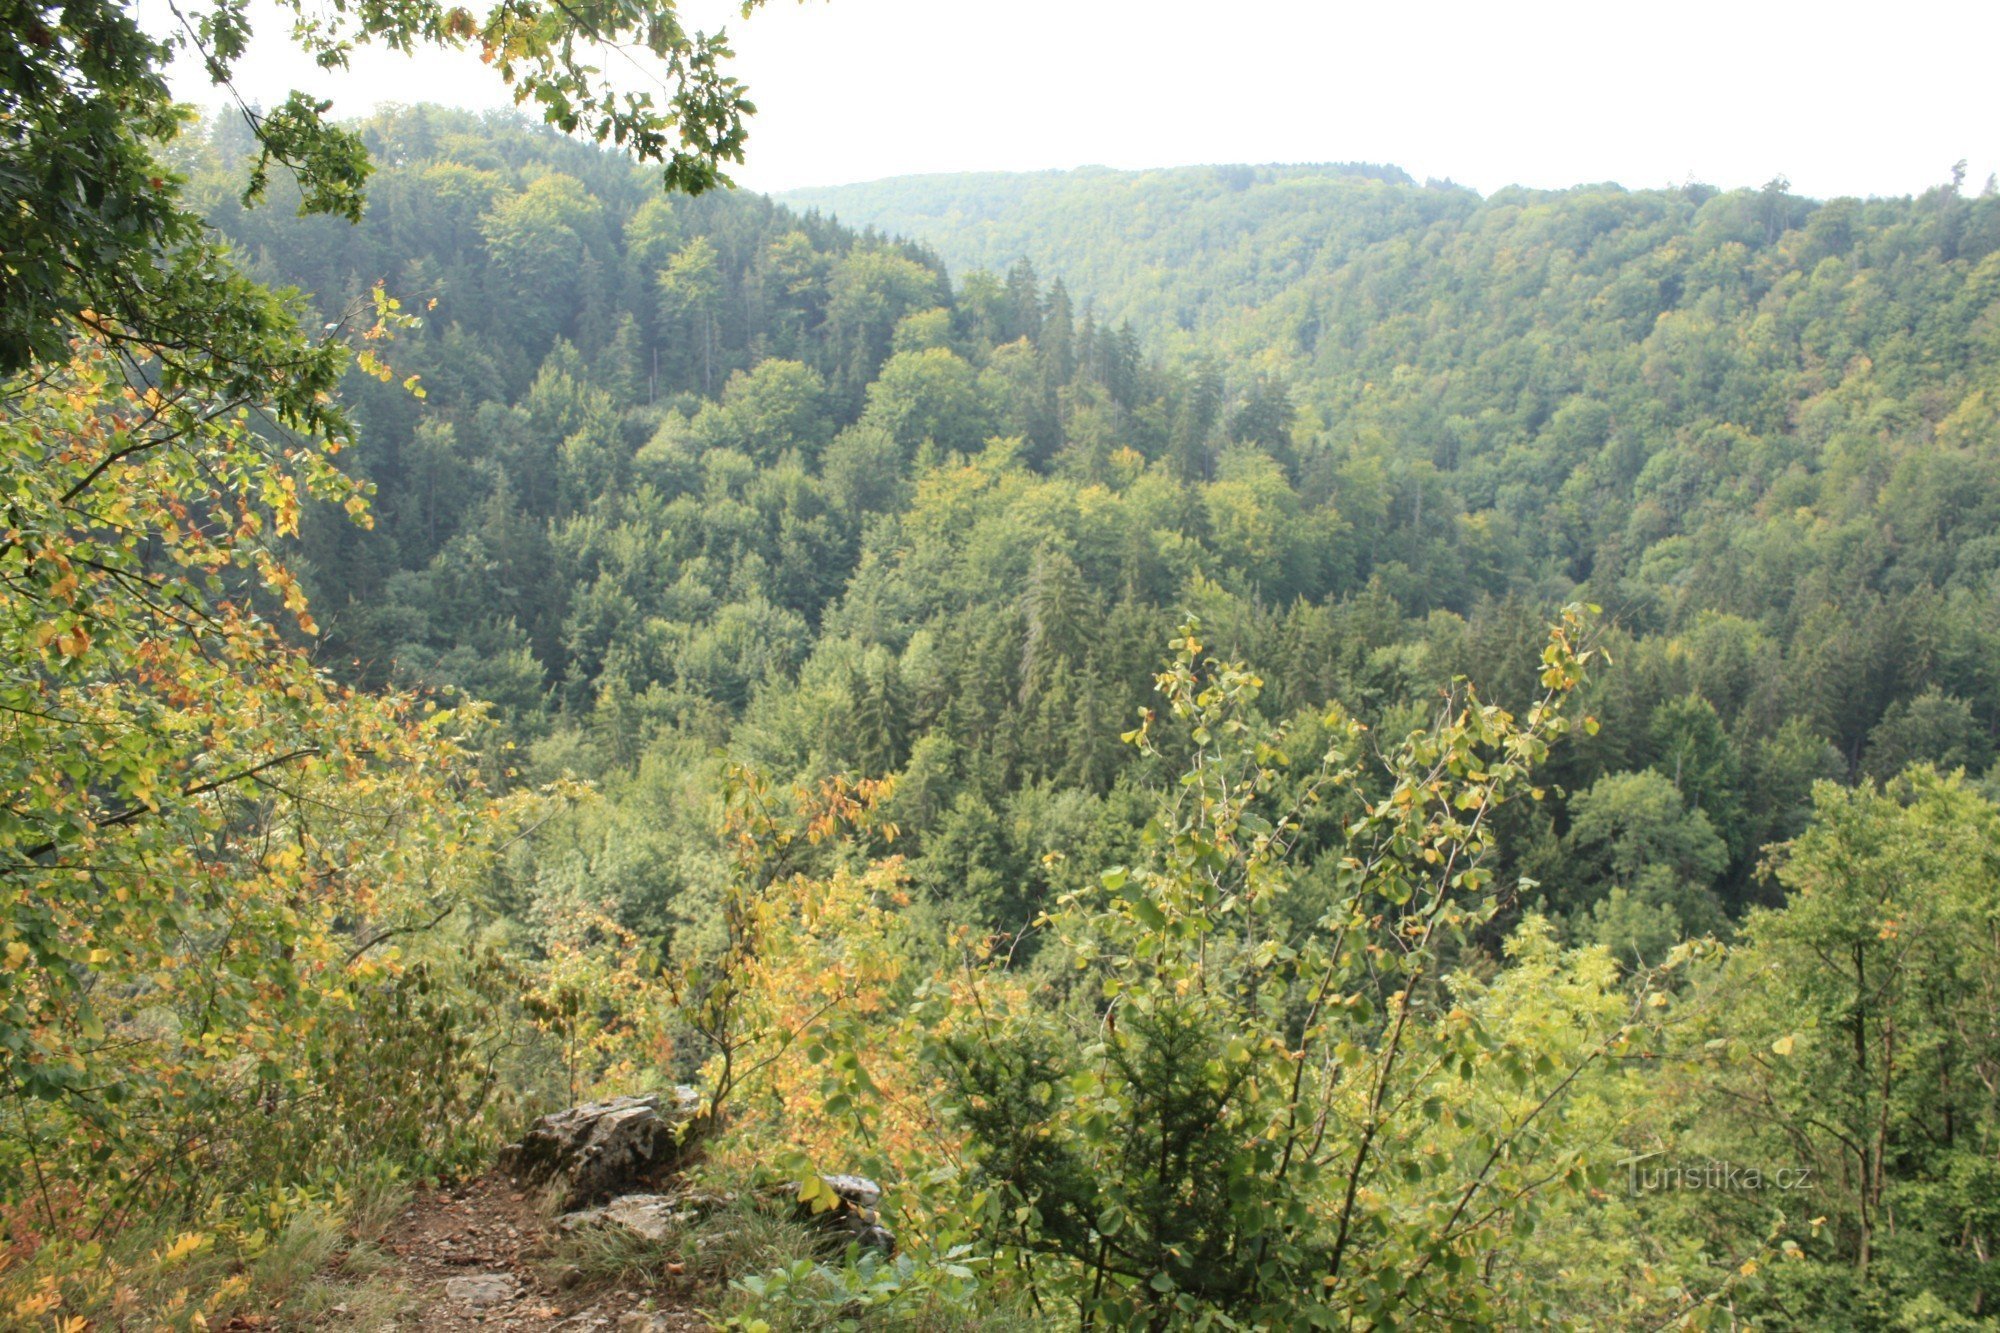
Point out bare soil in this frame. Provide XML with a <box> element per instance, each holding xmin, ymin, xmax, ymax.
<box><xmin>330</xmin><ymin>1171</ymin><xmax>708</xmax><ymax>1332</ymax></box>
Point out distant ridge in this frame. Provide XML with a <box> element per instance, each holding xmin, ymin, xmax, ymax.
<box><xmin>778</xmin><ymin>163</ymin><xmax>1468</xmax><ymax>341</ymax></box>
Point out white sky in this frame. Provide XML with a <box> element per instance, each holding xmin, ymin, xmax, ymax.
<box><xmin>152</xmin><ymin>0</ymin><xmax>1999</xmax><ymax>201</ymax></box>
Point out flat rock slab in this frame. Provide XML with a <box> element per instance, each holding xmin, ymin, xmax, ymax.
<box><xmin>562</xmin><ymin>1193</ymin><xmax>680</xmax><ymax>1243</ymax></box>
<box><xmin>445</xmin><ymin>1272</ymin><xmax>522</xmax><ymax>1307</ymax></box>
<box><xmin>617</xmin><ymin>1315</ymin><xmax>680</xmax><ymax>1333</ymax></box>
<box><xmin>561</xmin><ymin>1187</ymin><xmax>736</xmax><ymax>1244</ymax></box>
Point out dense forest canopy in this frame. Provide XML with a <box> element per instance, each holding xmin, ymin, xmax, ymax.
<box><xmin>237</xmin><ymin>117</ymin><xmax>2000</xmax><ymax>956</ymax></box>
<box><xmin>783</xmin><ymin>163</ymin><xmax>1461</xmax><ymax>341</ymax></box>
<box><xmin>8</xmin><ymin>75</ymin><xmax>2000</xmax><ymax>1328</ymax></box>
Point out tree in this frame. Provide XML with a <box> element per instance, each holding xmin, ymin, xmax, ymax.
<box><xmin>1649</xmin><ymin>692</ymin><xmax>1747</xmax><ymax>859</ymax></box>
<box><xmin>1681</xmin><ymin>772</ymin><xmax>2000</xmax><ymax>1325</ymax></box>
<box><xmin>929</xmin><ymin>610</ymin><xmax>1650</xmax><ymax>1326</ymax></box>
<box><xmin>828</xmin><ymin>247</ymin><xmax>947</xmax><ymax>393</ymax></box>
<box><xmin>1002</xmin><ymin>258</ymin><xmax>1043</xmax><ymax>343</ymax></box>
<box><xmin>1169</xmin><ymin>354</ymin><xmax>1223</xmax><ymax>481</ymax></box>
<box><xmin>720</xmin><ymin>359</ymin><xmax>833</xmax><ymax>464</ymax></box>
<box><xmin>822</xmin><ymin>422</ymin><xmax>908</xmax><ymax>519</ymax></box>
<box><xmin>2</xmin><ymin>0</ymin><xmax>759</xmax><ymax>413</ymax></box>
<box><xmin>1201</xmin><ymin>446</ymin><xmax>1334</xmax><ymax>601</ymax></box>
<box><xmin>1227</xmin><ymin>372</ymin><xmax>1298</xmax><ymax>476</ymax></box>
<box><xmin>1862</xmin><ymin>688</ymin><xmax>1993</xmax><ymax>781</ymax></box>
<box><xmin>0</xmin><ymin>339</ymin><xmax>554</xmax><ymax>1260</ymax></box>
<box><xmin>1564</xmin><ymin>769</ymin><xmax>1729</xmax><ymax>958</ymax></box>
<box><xmin>2</xmin><ymin>34</ymin><xmax>783</xmax><ymax>1234</ymax></box>
<box><xmin>660</xmin><ymin>235</ymin><xmax>725</xmax><ymax>395</ymax></box>
<box><xmin>1018</xmin><ymin>547</ymin><xmax>1091</xmax><ymax>706</ymax></box>
<box><xmin>848</xmin><ymin>652</ymin><xmax>907</xmax><ymax>774</ymax></box>
<box><xmin>481</xmin><ymin>173</ymin><xmax>604</xmax><ymax>356</ymax></box>
<box><xmin>862</xmin><ymin>347</ymin><xmax>996</xmax><ymax>456</ymax></box>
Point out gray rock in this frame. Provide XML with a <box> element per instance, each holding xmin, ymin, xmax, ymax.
<box><xmin>560</xmin><ymin>1193</ymin><xmax>679</xmax><ymax>1243</ymax></box>
<box><xmin>616</xmin><ymin>1314</ymin><xmax>677</xmax><ymax>1333</ymax></box>
<box><xmin>550</xmin><ymin>1313</ymin><xmax>610</xmax><ymax>1332</ymax></box>
<box><xmin>444</xmin><ymin>1272</ymin><xmax>520</xmax><ymax>1307</ymax></box>
<box><xmin>819</xmin><ymin>1174</ymin><xmax>881</xmax><ymax>1209</ymax></box>
<box><xmin>500</xmin><ymin>1089</ymin><xmax>703</xmax><ymax>1210</ymax></box>
<box><xmin>786</xmin><ymin>1173</ymin><xmax>895</xmax><ymax>1255</ymax></box>
<box><xmin>560</xmin><ymin>1185</ymin><xmax>734</xmax><ymax>1243</ymax></box>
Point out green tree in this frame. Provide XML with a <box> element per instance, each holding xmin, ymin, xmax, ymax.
<box><xmin>1564</xmin><ymin>769</ymin><xmax>1729</xmax><ymax>958</ymax></box>
<box><xmin>1018</xmin><ymin>547</ymin><xmax>1092</xmax><ymax>706</ymax></box>
<box><xmin>1649</xmin><ymin>692</ymin><xmax>1747</xmax><ymax>858</ymax></box>
<box><xmin>1683</xmin><ymin>772</ymin><xmax>2000</xmax><ymax>1325</ymax></box>
<box><xmin>929</xmin><ymin>610</ymin><xmax>1647</xmax><ymax>1326</ymax></box>
<box><xmin>862</xmin><ymin>347</ymin><xmax>996</xmax><ymax>456</ymax></box>
<box><xmin>0</xmin><ymin>338</ymin><xmax>555</xmax><ymax>1283</ymax></box>
<box><xmin>828</xmin><ymin>247</ymin><xmax>946</xmax><ymax>393</ymax></box>
<box><xmin>2</xmin><ymin>0</ymin><xmax>758</xmax><ymax>397</ymax></box>
<box><xmin>1863</xmin><ymin>688</ymin><xmax>1993</xmax><ymax>781</ymax></box>
<box><xmin>481</xmin><ymin>174</ymin><xmax>605</xmax><ymax>355</ymax></box>
<box><xmin>660</xmin><ymin>235</ymin><xmax>725</xmax><ymax>395</ymax></box>
<box><xmin>720</xmin><ymin>359</ymin><xmax>833</xmax><ymax>464</ymax></box>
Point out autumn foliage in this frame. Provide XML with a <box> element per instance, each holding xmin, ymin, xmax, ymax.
<box><xmin>0</xmin><ymin>338</ymin><xmax>562</xmax><ymax>1323</ymax></box>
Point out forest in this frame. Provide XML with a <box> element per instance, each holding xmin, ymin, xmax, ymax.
<box><xmin>7</xmin><ymin>6</ymin><xmax>2000</xmax><ymax>1325</ymax></box>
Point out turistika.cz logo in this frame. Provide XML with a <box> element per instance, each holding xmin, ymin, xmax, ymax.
<box><xmin>1619</xmin><ymin>1152</ymin><xmax>1815</xmax><ymax>1194</ymax></box>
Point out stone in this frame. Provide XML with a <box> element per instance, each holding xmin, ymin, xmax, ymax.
<box><xmin>560</xmin><ymin>1185</ymin><xmax>733</xmax><ymax>1243</ymax></box>
<box><xmin>550</xmin><ymin>1314</ymin><xmax>610</xmax><ymax>1332</ymax></box>
<box><xmin>548</xmin><ymin>1304</ymin><xmax>608</xmax><ymax>1328</ymax></box>
<box><xmin>785</xmin><ymin>1173</ymin><xmax>895</xmax><ymax>1255</ymax></box>
<box><xmin>444</xmin><ymin>1273</ymin><xmax>520</xmax><ymax>1307</ymax></box>
<box><xmin>616</xmin><ymin>1313</ymin><xmax>676</xmax><ymax>1333</ymax></box>
<box><xmin>560</xmin><ymin>1193</ymin><xmax>679</xmax><ymax>1243</ymax></box>
<box><xmin>499</xmin><ymin>1089</ymin><xmax>703</xmax><ymax>1210</ymax></box>
<box><xmin>819</xmin><ymin>1174</ymin><xmax>881</xmax><ymax>1209</ymax></box>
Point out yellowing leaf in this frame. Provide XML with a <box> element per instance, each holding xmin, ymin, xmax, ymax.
<box><xmin>272</xmin><ymin>475</ymin><xmax>301</xmax><ymax>537</ymax></box>
<box><xmin>156</xmin><ymin>1231</ymin><xmax>208</xmax><ymax>1265</ymax></box>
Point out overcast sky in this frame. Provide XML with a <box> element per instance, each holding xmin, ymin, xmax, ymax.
<box><xmin>152</xmin><ymin>0</ymin><xmax>1997</xmax><ymax>201</ymax></box>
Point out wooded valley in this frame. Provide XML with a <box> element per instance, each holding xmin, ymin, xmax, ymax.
<box><xmin>7</xmin><ymin>15</ymin><xmax>2000</xmax><ymax>1326</ymax></box>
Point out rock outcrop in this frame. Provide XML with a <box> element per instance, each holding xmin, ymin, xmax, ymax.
<box><xmin>500</xmin><ymin>1090</ymin><xmax>703</xmax><ymax>1210</ymax></box>
<box><xmin>504</xmin><ymin>1094</ymin><xmax>895</xmax><ymax>1262</ymax></box>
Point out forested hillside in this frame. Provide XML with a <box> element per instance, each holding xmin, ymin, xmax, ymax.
<box><xmin>227</xmin><ymin>119</ymin><xmax>2000</xmax><ymax>959</ymax></box>
<box><xmin>783</xmin><ymin>163</ymin><xmax>1448</xmax><ymax>341</ymax></box>
<box><xmin>11</xmin><ymin>84</ymin><xmax>2000</xmax><ymax>1328</ymax></box>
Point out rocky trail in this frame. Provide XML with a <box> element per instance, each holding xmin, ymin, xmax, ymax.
<box><xmin>355</xmin><ymin>1169</ymin><xmax>707</xmax><ymax>1332</ymax></box>
<box><xmin>304</xmin><ymin>1091</ymin><xmax>894</xmax><ymax>1331</ymax></box>
<box><xmin>264</xmin><ymin>1092</ymin><xmax>716</xmax><ymax>1331</ymax></box>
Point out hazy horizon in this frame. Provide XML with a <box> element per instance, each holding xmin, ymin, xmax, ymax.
<box><xmin>772</xmin><ymin>159</ymin><xmax>1968</xmax><ymax>205</ymax></box>
<box><xmin>144</xmin><ymin>0</ymin><xmax>1998</xmax><ymax>204</ymax></box>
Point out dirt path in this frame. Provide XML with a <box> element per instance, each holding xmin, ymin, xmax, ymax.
<box><xmin>348</xmin><ymin>1171</ymin><xmax>709</xmax><ymax>1332</ymax></box>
